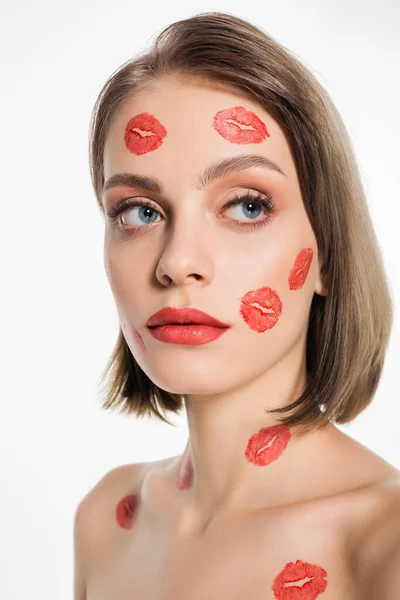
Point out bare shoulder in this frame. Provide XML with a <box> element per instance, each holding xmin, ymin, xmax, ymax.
<box><xmin>73</xmin><ymin>460</ymin><xmax>151</xmax><ymax>598</ymax></box>
<box><xmin>355</xmin><ymin>477</ymin><xmax>400</xmax><ymax>597</ymax></box>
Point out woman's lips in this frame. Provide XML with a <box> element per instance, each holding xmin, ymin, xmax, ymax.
<box><xmin>213</xmin><ymin>105</ymin><xmax>270</xmax><ymax>144</ymax></box>
<box><xmin>245</xmin><ymin>425</ymin><xmax>291</xmax><ymax>466</ymax></box>
<box><xmin>124</xmin><ymin>112</ymin><xmax>167</xmax><ymax>155</ymax></box>
<box><xmin>240</xmin><ymin>287</ymin><xmax>283</xmax><ymax>332</ymax></box>
<box><xmin>272</xmin><ymin>560</ymin><xmax>328</xmax><ymax>600</ymax></box>
<box><xmin>147</xmin><ymin>324</ymin><xmax>229</xmax><ymax>345</ymax></box>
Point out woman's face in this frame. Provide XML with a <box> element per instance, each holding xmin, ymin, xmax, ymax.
<box><xmin>102</xmin><ymin>75</ymin><xmax>325</xmax><ymax>395</ymax></box>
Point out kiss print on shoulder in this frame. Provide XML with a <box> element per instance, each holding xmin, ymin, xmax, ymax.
<box><xmin>124</xmin><ymin>112</ymin><xmax>167</xmax><ymax>155</ymax></box>
<box><xmin>176</xmin><ymin>451</ymin><xmax>194</xmax><ymax>490</ymax></box>
<box><xmin>272</xmin><ymin>559</ymin><xmax>328</xmax><ymax>599</ymax></box>
<box><xmin>288</xmin><ymin>248</ymin><xmax>313</xmax><ymax>291</ymax></box>
<box><xmin>245</xmin><ymin>425</ymin><xmax>291</xmax><ymax>466</ymax></box>
<box><xmin>115</xmin><ymin>494</ymin><xmax>141</xmax><ymax>529</ymax></box>
<box><xmin>213</xmin><ymin>106</ymin><xmax>270</xmax><ymax>144</ymax></box>
<box><xmin>240</xmin><ymin>286</ymin><xmax>282</xmax><ymax>332</ymax></box>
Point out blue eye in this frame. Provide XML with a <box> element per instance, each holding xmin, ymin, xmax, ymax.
<box><xmin>107</xmin><ymin>191</ymin><xmax>276</xmax><ymax>233</ymax></box>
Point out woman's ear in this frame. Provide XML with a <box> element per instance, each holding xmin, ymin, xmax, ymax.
<box><xmin>314</xmin><ymin>256</ymin><xmax>327</xmax><ymax>297</ymax></box>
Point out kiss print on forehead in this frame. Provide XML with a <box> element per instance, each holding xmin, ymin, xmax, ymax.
<box><xmin>240</xmin><ymin>286</ymin><xmax>282</xmax><ymax>333</ymax></box>
<box><xmin>124</xmin><ymin>112</ymin><xmax>167</xmax><ymax>155</ymax></box>
<box><xmin>245</xmin><ymin>425</ymin><xmax>291</xmax><ymax>466</ymax></box>
<box><xmin>288</xmin><ymin>248</ymin><xmax>314</xmax><ymax>291</ymax></box>
<box><xmin>176</xmin><ymin>451</ymin><xmax>194</xmax><ymax>491</ymax></box>
<box><xmin>213</xmin><ymin>106</ymin><xmax>270</xmax><ymax>145</ymax></box>
<box><xmin>116</xmin><ymin>494</ymin><xmax>141</xmax><ymax>529</ymax></box>
<box><xmin>272</xmin><ymin>559</ymin><xmax>328</xmax><ymax>599</ymax></box>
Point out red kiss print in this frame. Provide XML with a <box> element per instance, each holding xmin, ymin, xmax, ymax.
<box><xmin>116</xmin><ymin>494</ymin><xmax>141</xmax><ymax>529</ymax></box>
<box><xmin>272</xmin><ymin>560</ymin><xmax>328</xmax><ymax>599</ymax></box>
<box><xmin>124</xmin><ymin>112</ymin><xmax>167</xmax><ymax>155</ymax></box>
<box><xmin>176</xmin><ymin>452</ymin><xmax>194</xmax><ymax>491</ymax></box>
<box><xmin>288</xmin><ymin>248</ymin><xmax>313</xmax><ymax>291</ymax></box>
<box><xmin>240</xmin><ymin>287</ymin><xmax>282</xmax><ymax>332</ymax></box>
<box><xmin>245</xmin><ymin>425</ymin><xmax>291</xmax><ymax>466</ymax></box>
<box><xmin>213</xmin><ymin>106</ymin><xmax>270</xmax><ymax>144</ymax></box>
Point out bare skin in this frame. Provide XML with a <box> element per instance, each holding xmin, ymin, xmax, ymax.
<box><xmin>78</xmin><ymin>437</ymin><xmax>400</xmax><ymax>599</ymax></box>
<box><xmin>75</xmin><ymin>75</ymin><xmax>400</xmax><ymax>598</ymax></box>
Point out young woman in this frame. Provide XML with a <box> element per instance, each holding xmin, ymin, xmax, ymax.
<box><xmin>74</xmin><ymin>11</ymin><xmax>400</xmax><ymax>599</ymax></box>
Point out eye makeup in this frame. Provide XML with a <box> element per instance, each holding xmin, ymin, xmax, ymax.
<box><xmin>213</xmin><ymin>106</ymin><xmax>270</xmax><ymax>144</ymax></box>
<box><xmin>124</xmin><ymin>112</ymin><xmax>167</xmax><ymax>155</ymax></box>
<box><xmin>106</xmin><ymin>191</ymin><xmax>276</xmax><ymax>235</ymax></box>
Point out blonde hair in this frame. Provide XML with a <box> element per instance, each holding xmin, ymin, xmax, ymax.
<box><xmin>89</xmin><ymin>11</ymin><xmax>393</xmax><ymax>433</ymax></box>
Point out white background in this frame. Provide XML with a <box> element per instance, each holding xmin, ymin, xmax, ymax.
<box><xmin>0</xmin><ymin>0</ymin><xmax>399</xmax><ymax>597</ymax></box>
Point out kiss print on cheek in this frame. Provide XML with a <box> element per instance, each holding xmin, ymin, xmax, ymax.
<box><xmin>116</xmin><ymin>494</ymin><xmax>141</xmax><ymax>529</ymax></box>
<box><xmin>240</xmin><ymin>286</ymin><xmax>282</xmax><ymax>332</ymax></box>
<box><xmin>245</xmin><ymin>425</ymin><xmax>291</xmax><ymax>466</ymax></box>
<box><xmin>213</xmin><ymin>105</ymin><xmax>270</xmax><ymax>144</ymax></box>
<box><xmin>121</xmin><ymin>316</ymin><xmax>147</xmax><ymax>355</ymax></box>
<box><xmin>272</xmin><ymin>559</ymin><xmax>328</xmax><ymax>599</ymax></box>
<box><xmin>124</xmin><ymin>112</ymin><xmax>167</xmax><ymax>155</ymax></box>
<box><xmin>176</xmin><ymin>452</ymin><xmax>194</xmax><ymax>491</ymax></box>
<box><xmin>288</xmin><ymin>248</ymin><xmax>313</xmax><ymax>291</ymax></box>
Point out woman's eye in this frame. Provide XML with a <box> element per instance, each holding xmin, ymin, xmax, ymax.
<box><xmin>109</xmin><ymin>192</ymin><xmax>276</xmax><ymax>233</ymax></box>
<box><xmin>121</xmin><ymin>205</ymin><xmax>161</xmax><ymax>227</ymax></box>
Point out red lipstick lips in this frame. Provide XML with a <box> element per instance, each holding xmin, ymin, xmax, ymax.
<box><xmin>272</xmin><ymin>560</ymin><xmax>328</xmax><ymax>599</ymax></box>
<box><xmin>146</xmin><ymin>307</ymin><xmax>230</xmax><ymax>345</ymax></box>
<box><xmin>213</xmin><ymin>106</ymin><xmax>270</xmax><ymax>144</ymax></box>
<box><xmin>245</xmin><ymin>425</ymin><xmax>291</xmax><ymax>466</ymax></box>
<box><xmin>124</xmin><ymin>112</ymin><xmax>167</xmax><ymax>155</ymax></box>
<box><xmin>240</xmin><ymin>287</ymin><xmax>282</xmax><ymax>333</ymax></box>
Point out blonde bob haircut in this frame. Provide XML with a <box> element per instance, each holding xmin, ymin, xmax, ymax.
<box><xmin>89</xmin><ymin>11</ymin><xmax>393</xmax><ymax>434</ymax></box>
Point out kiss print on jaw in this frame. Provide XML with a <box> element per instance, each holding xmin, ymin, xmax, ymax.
<box><xmin>124</xmin><ymin>112</ymin><xmax>167</xmax><ymax>155</ymax></box>
<box><xmin>116</xmin><ymin>494</ymin><xmax>141</xmax><ymax>529</ymax></box>
<box><xmin>240</xmin><ymin>286</ymin><xmax>283</xmax><ymax>333</ymax></box>
<box><xmin>213</xmin><ymin>106</ymin><xmax>270</xmax><ymax>144</ymax></box>
<box><xmin>272</xmin><ymin>559</ymin><xmax>328</xmax><ymax>599</ymax></box>
<box><xmin>288</xmin><ymin>248</ymin><xmax>313</xmax><ymax>291</ymax></box>
<box><xmin>176</xmin><ymin>451</ymin><xmax>194</xmax><ymax>491</ymax></box>
<box><xmin>245</xmin><ymin>425</ymin><xmax>291</xmax><ymax>466</ymax></box>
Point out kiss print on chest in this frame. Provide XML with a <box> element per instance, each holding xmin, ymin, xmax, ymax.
<box><xmin>124</xmin><ymin>112</ymin><xmax>167</xmax><ymax>155</ymax></box>
<box><xmin>240</xmin><ymin>286</ymin><xmax>282</xmax><ymax>332</ymax></box>
<box><xmin>213</xmin><ymin>106</ymin><xmax>270</xmax><ymax>144</ymax></box>
<box><xmin>176</xmin><ymin>451</ymin><xmax>194</xmax><ymax>490</ymax></box>
<box><xmin>288</xmin><ymin>248</ymin><xmax>313</xmax><ymax>291</ymax></box>
<box><xmin>272</xmin><ymin>559</ymin><xmax>328</xmax><ymax>599</ymax></box>
<box><xmin>245</xmin><ymin>425</ymin><xmax>291</xmax><ymax>466</ymax></box>
<box><xmin>115</xmin><ymin>494</ymin><xmax>141</xmax><ymax>529</ymax></box>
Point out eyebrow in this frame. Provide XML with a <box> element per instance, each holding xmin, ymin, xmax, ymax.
<box><xmin>102</xmin><ymin>153</ymin><xmax>287</xmax><ymax>196</ymax></box>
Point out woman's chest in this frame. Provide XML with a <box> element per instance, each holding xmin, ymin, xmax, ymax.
<box><xmin>86</xmin><ymin>506</ymin><xmax>361</xmax><ymax>600</ymax></box>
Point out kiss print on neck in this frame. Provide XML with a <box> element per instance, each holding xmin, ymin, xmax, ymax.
<box><xmin>116</xmin><ymin>494</ymin><xmax>141</xmax><ymax>529</ymax></box>
<box><xmin>288</xmin><ymin>248</ymin><xmax>313</xmax><ymax>291</ymax></box>
<box><xmin>176</xmin><ymin>451</ymin><xmax>194</xmax><ymax>490</ymax></box>
<box><xmin>124</xmin><ymin>112</ymin><xmax>167</xmax><ymax>155</ymax></box>
<box><xmin>213</xmin><ymin>106</ymin><xmax>270</xmax><ymax>144</ymax></box>
<box><xmin>272</xmin><ymin>559</ymin><xmax>328</xmax><ymax>599</ymax></box>
<box><xmin>240</xmin><ymin>287</ymin><xmax>282</xmax><ymax>332</ymax></box>
<box><xmin>245</xmin><ymin>425</ymin><xmax>291</xmax><ymax>466</ymax></box>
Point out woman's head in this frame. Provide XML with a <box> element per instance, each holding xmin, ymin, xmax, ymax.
<box><xmin>89</xmin><ymin>12</ymin><xmax>393</xmax><ymax>433</ymax></box>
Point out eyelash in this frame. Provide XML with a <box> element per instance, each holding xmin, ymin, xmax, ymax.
<box><xmin>107</xmin><ymin>191</ymin><xmax>276</xmax><ymax>234</ymax></box>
